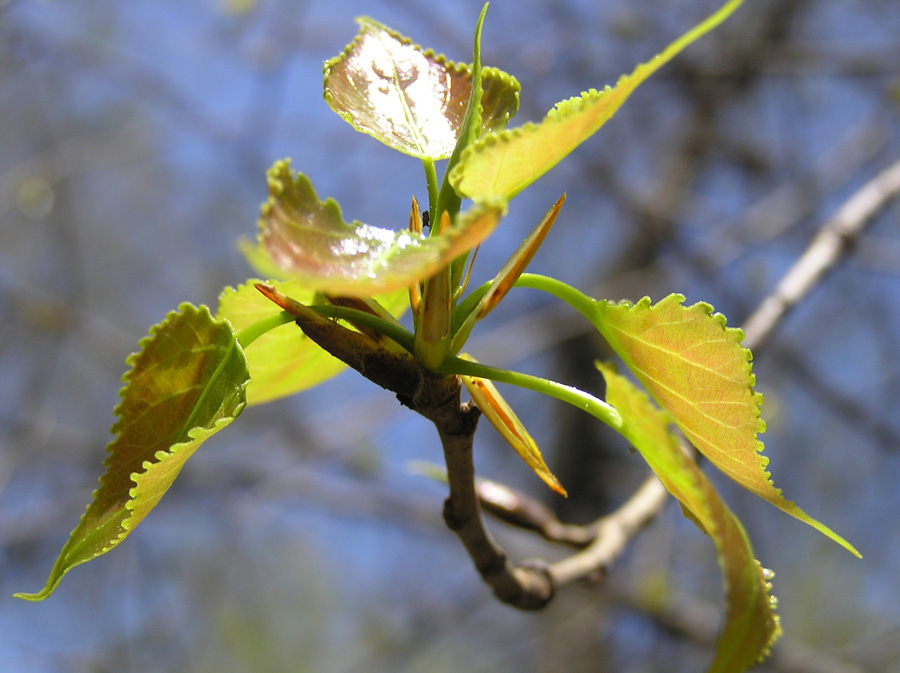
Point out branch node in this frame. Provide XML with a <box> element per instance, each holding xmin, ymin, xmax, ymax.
<box><xmin>442</xmin><ymin>498</ymin><xmax>464</xmax><ymax>531</ymax></box>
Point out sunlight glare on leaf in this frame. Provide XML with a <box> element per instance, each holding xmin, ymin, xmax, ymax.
<box><xmin>324</xmin><ymin>17</ymin><xmax>520</xmax><ymax>160</ymax></box>
<box><xmin>241</xmin><ymin>160</ymin><xmax>503</xmax><ymax>296</ymax></box>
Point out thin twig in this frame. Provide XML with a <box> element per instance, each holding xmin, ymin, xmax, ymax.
<box><xmin>548</xmin><ymin>475</ymin><xmax>669</xmax><ymax>586</ymax></box>
<box><xmin>742</xmin><ymin>158</ymin><xmax>900</xmax><ymax>351</ymax></box>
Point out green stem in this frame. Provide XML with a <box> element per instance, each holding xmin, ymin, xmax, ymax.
<box><xmin>514</xmin><ymin>273</ymin><xmax>598</xmax><ymax>322</ymax></box>
<box><xmin>423</xmin><ymin>159</ymin><xmax>439</xmax><ymax>223</ymax></box>
<box><xmin>414</xmin><ymin>269</ymin><xmax>453</xmax><ymax>371</ymax></box>
<box><xmin>309</xmin><ymin>304</ymin><xmax>416</xmax><ymax>353</ymax></box>
<box><xmin>451</xmin><ymin>273</ymin><xmax>595</xmax><ymax>353</ymax></box>
<box><xmin>236</xmin><ymin>311</ymin><xmax>295</xmax><ymax>349</ymax></box>
<box><xmin>453</xmin><ymin>279</ymin><xmax>491</xmax><ymax>332</ymax></box>
<box><xmin>440</xmin><ymin>356</ymin><xmax>621</xmax><ymax>431</ymax></box>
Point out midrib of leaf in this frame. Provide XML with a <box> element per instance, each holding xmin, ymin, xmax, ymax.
<box><xmin>170</xmin><ymin>337</ymin><xmax>239</xmax><ymax>443</ymax></box>
<box><xmin>389</xmin><ymin>56</ymin><xmax>430</xmax><ymax>157</ymax></box>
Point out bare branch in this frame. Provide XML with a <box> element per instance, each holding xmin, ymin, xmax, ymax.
<box><xmin>261</xmin><ymin>284</ymin><xmax>556</xmax><ymax>608</ymax></box>
<box><xmin>548</xmin><ymin>475</ymin><xmax>668</xmax><ymax>587</ymax></box>
<box><xmin>742</xmin><ymin>158</ymin><xmax>900</xmax><ymax>351</ymax></box>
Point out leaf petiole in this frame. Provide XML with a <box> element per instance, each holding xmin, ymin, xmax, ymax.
<box><xmin>423</xmin><ymin>158</ymin><xmax>439</xmax><ymax>224</ymax></box>
<box><xmin>513</xmin><ymin>273</ymin><xmax>597</xmax><ymax>322</ymax></box>
<box><xmin>440</xmin><ymin>355</ymin><xmax>621</xmax><ymax>430</ymax></box>
<box><xmin>236</xmin><ymin>311</ymin><xmax>295</xmax><ymax>349</ymax></box>
<box><xmin>451</xmin><ymin>273</ymin><xmax>594</xmax><ymax>351</ymax></box>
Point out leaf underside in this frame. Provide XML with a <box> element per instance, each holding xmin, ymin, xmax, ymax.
<box><xmin>593</xmin><ymin>295</ymin><xmax>859</xmax><ymax>557</ymax></box>
<box><xmin>450</xmin><ymin>0</ymin><xmax>745</xmax><ymax>201</ymax></box>
<box><xmin>324</xmin><ymin>16</ymin><xmax>520</xmax><ymax>160</ymax></box>
<box><xmin>16</xmin><ymin>304</ymin><xmax>250</xmax><ymax>601</ymax></box>
<box><xmin>598</xmin><ymin>363</ymin><xmax>780</xmax><ymax>672</ymax></box>
<box><xmin>242</xmin><ymin>159</ymin><xmax>503</xmax><ymax>296</ymax></box>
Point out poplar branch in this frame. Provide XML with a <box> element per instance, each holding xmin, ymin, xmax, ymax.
<box><xmin>261</xmin><ymin>284</ymin><xmax>555</xmax><ymax>608</ymax></box>
<box><xmin>260</xmin><ymin>157</ymin><xmax>898</xmax><ymax>610</ymax></box>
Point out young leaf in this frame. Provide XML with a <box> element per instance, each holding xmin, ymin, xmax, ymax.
<box><xmin>16</xmin><ymin>304</ymin><xmax>250</xmax><ymax>601</ymax></box>
<box><xmin>450</xmin><ymin>0</ymin><xmax>745</xmax><ymax>201</ymax></box>
<box><xmin>218</xmin><ymin>280</ymin><xmax>410</xmax><ymax>405</ymax></box>
<box><xmin>218</xmin><ymin>280</ymin><xmax>344</xmax><ymax>405</ymax></box>
<box><xmin>597</xmin><ymin>363</ymin><xmax>781</xmax><ymax>672</ymax></box>
<box><xmin>593</xmin><ymin>295</ymin><xmax>860</xmax><ymax>557</ymax></box>
<box><xmin>241</xmin><ymin>160</ymin><xmax>503</xmax><ymax>296</ymax></box>
<box><xmin>324</xmin><ymin>16</ymin><xmax>520</xmax><ymax>160</ymax></box>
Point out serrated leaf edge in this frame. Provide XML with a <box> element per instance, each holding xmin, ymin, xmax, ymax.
<box><xmin>594</xmin><ymin>294</ymin><xmax>860</xmax><ymax>557</ymax></box>
<box><xmin>15</xmin><ymin>304</ymin><xmax>248</xmax><ymax>600</ymax></box>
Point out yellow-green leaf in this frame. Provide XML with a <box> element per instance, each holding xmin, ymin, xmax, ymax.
<box><xmin>324</xmin><ymin>17</ymin><xmax>520</xmax><ymax>160</ymax></box>
<box><xmin>450</xmin><ymin>0</ymin><xmax>745</xmax><ymax>201</ymax></box>
<box><xmin>241</xmin><ymin>160</ymin><xmax>503</xmax><ymax>296</ymax></box>
<box><xmin>592</xmin><ymin>295</ymin><xmax>860</xmax><ymax>557</ymax></box>
<box><xmin>16</xmin><ymin>304</ymin><xmax>250</xmax><ymax>600</ymax></box>
<box><xmin>217</xmin><ymin>280</ymin><xmax>408</xmax><ymax>405</ymax></box>
<box><xmin>598</xmin><ymin>363</ymin><xmax>781</xmax><ymax>672</ymax></box>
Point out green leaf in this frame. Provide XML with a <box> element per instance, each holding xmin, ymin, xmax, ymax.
<box><xmin>217</xmin><ymin>280</ymin><xmax>408</xmax><ymax>406</ymax></box>
<box><xmin>323</xmin><ymin>16</ymin><xmax>520</xmax><ymax>160</ymax></box>
<box><xmin>242</xmin><ymin>160</ymin><xmax>503</xmax><ymax>296</ymax></box>
<box><xmin>450</xmin><ymin>0</ymin><xmax>745</xmax><ymax>201</ymax></box>
<box><xmin>593</xmin><ymin>295</ymin><xmax>860</xmax><ymax>557</ymax></box>
<box><xmin>16</xmin><ymin>304</ymin><xmax>250</xmax><ymax>601</ymax></box>
<box><xmin>597</xmin><ymin>363</ymin><xmax>781</xmax><ymax>672</ymax></box>
<box><xmin>218</xmin><ymin>280</ymin><xmax>344</xmax><ymax>405</ymax></box>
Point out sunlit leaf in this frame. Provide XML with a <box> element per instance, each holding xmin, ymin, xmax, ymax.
<box><xmin>218</xmin><ymin>280</ymin><xmax>342</xmax><ymax>405</ymax></box>
<box><xmin>597</xmin><ymin>363</ymin><xmax>781</xmax><ymax>672</ymax></box>
<box><xmin>450</xmin><ymin>0</ymin><xmax>745</xmax><ymax>201</ymax></box>
<box><xmin>460</xmin><ymin>354</ymin><xmax>566</xmax><ymax>496</ymax></box>
<box><xmin>16</xmin><ymin>304</ymin><xmax>250</xmax><ymax>600</ymax></box>
<box><xmin>324</xmin><ymin>17</ymin><xmax>520</xmax><ymax>159</ymax></box>
<box><xmin>592</xmin><ymin>295</ymin><xmax>860</xmax><ymax>557</ymax></box>
<box><xmin>218</xmin><ymin>280</ymin><xmax>408</xmax><ymax>405</ymax></box>
<box><xmin>241</xmin><ymin>160</ymin><xmax>503</xmax><ymax>296</ymax></box>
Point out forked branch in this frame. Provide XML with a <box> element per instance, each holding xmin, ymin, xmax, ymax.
<box><xmin>258</xmin><ymin>157</ymin><xmax>899</xmax><ymax>609</ymax></box>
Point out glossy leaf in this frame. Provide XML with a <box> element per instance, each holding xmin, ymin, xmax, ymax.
<box><xmin>324</xmin><ymin>17</ymin><xmax>520</xmax><ymax>159</ymax></box>
<box><xmin>16</xmin><ymin>304</ymin><xmax>250</xmax><ymax>600</ymax></box>
<box><xmin>450</xmin><ymin>0</ymin><xmax>745</xmax><ymax>201</ymax></box>
<box><xmin>460</xmin><ymin>354</ymin><xmax>566</xmax><ymax>496</ymax></box>
<box><xmin>597</xmin><ymin>363</ymin><xmax>781</xmax><ymax>672</ymax></box>
<box><xmin>592</xmin><ymin>295</ymin><xmax>860</xmax><ymax>557</ymax></box>
<box><xmin>242</xmin><ymin>160</ymin><xmax>503</xmax><ymax>296</ymax></box>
